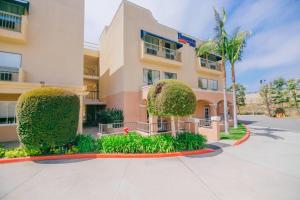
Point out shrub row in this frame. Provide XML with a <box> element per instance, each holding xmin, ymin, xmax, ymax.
<box><xmin>0</xmin><ymin>132</ymin><xmax>207</xmax><ymax>158</ymax></box>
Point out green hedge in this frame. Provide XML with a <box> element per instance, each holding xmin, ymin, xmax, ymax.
<box><xmin>97</xmin><ymin>132</ymin><xmax>207</xmax><ymax>153</ymax></box>
<box><xmin>16</xmin><ymin>87</ymin><xmax>80</xmax><ymax>150</ymax></box>
<box><xmin>0</xmin><ymin>132</ymin><xmax>207</xmax><ymax>158</ymax></box>
<box><xmin>97</xmin><ymin>108</ymin><xmax>124</xmax><ymax>124</ymax></box>
<box><xmin>147</xmin><ymin>80</ymin><xmax>196</xmax><ymax>117</ymax></box>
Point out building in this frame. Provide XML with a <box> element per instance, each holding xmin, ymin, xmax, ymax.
<box><xmin>0</xmin><ymin>0</ymin><xmax>86</xmax><ymax>141</ymax></box>
<box><xmin>99</xmin><ymin>1</ymin><xmax>233</xmax><ymax>127</ymax></box>
<box><xmin>0</xmin><ymin>0</ymin><xmax>233</xmax><ymax>142</ymax></box>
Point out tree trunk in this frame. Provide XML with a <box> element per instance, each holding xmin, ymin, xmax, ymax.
<box><xmin>231</xmin><ymin>63</ymin><xmax>238</xmax><ymax>128</ymax></box>
<box><xmin>171</xmin><ymin>116</ymin><xmax>176</xmax><ymax>137</ymax></box>
<box><xmin>222</xmin><ymin>60</ymin><xmax>229</xmax><ymax>134</ymax></box>
<box><xmin>265</xmin><ymin>87</ymin><xmax>272</xmax><ymax>117</ymax></box>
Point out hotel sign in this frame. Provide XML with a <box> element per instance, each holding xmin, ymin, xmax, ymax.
<box><xmin>178</xmin><ymin>33</ymin><xmax>196</xmax><ymax>47</ymax></box>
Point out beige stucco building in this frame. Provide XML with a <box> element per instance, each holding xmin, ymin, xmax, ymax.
<box><xmin>0</xmin><ymin>0</ymin><xmax>87</xmax><ymax>141</ymax></box>
<box><xmin>99</xmin><ymin>1</ymin><xmax>233</xmax><ymax>127</ymax></box>
<box><xmin>0</xmin><ymin>0</ymin><xmax>233</xmax><ymax>142</ymax></box>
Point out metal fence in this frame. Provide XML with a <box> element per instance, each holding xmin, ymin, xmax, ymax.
<box><xmin>198</xmin><ymin>119</ymin><xmax>212</xmax><ymax>127</ymax></box>
<box><xmin>144</xmin><ymin>41</ymin><xmax>182</xmax><ymax>62</ymax></box>
<box><xmin>98</xmin><ymin>120</ymin><xmax>201</xmax><ymax>135</ymax></box>
<box><xmin>0</xmin><ymin>11</ymin><xmax>22</xmax><ymax>32</ymax></box>
<box><xmin>0</xmin><ymin>71</ymin><xmax>19</xmax><ymax>81</ymax></box>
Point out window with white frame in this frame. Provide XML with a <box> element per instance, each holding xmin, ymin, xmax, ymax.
<box><xmin>164</xmin><ymin>72</ymin><xmax>177</xmax><ymax>80</ymax></box>
<box><xmin>0</xmin><ymin>51</ymin><xmax>21</xmax><ymax>81</ymax></box>
<box><xmin>198</xmin><ymin>78</ymin><xmax>208</xmax><ymax>89</ymax></box>
<box><xmin>199</xmin><ymin>78</ymin><xmax>218</xmax><ymax>90</ymax></box>
<box><xmin>0</xmin><ymin>101</ymin><xmax>17</xmax><ymax>124</ymax></box>
<box><xmin>209</xmin><ymin>79</ymin><xmax>218</xmax><ymax>90</ymax></box>
<box><xmin>143</xmin><ymin>68</ymin><xmax>160</xmax><ymax>85</ymax></box>
<box><xmin>0</xmin><ymin>51</ymin><xmax>21</xmax><ymax>69</ymax></box>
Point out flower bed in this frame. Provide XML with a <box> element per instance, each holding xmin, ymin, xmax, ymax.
<box><xmin>0</xmin><ymin>132</ymin><xmax>207</xmax><ymax>159</ymax></box>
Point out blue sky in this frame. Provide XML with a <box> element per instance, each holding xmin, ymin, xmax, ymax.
<box><xmin>85</xmin><ymin>0</ymin><xmax>300</xmax><ymax>92</ymax></box>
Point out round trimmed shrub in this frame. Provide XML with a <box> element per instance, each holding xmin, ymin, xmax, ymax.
<box><xmin>16</xmin><ymin>87</ymin><xmax>80</xmax><ymax>149</ymax></box>
<box><xmin>147</xmin><ymin>80</ymin><xmax>196</xmax><ymax>116</ymax></box>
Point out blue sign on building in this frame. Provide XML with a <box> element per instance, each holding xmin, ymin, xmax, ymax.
<box><xmin>178</xmin><ymin>33</ymin><xmax>196</xmax><ymax>48</ymax></box>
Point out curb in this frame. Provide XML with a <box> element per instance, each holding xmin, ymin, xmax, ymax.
<box><xmin>0</xmin><ymin>149</ymin><xmax>215</xmax><ymax>164</ymax></box>
<box><xmin>234</xmin><ymin>125</ymin><xmax>251</xmax><ymax>146</ymax></box>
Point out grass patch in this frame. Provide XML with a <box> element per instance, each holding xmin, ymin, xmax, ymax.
<box><xmin>220</xmin><ymin>123</ymin><xmax>247</xmax><ymax>140</ymax></box>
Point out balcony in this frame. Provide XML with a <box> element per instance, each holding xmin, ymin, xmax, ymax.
<box><xmin>83</xmin><ymin>68</ymin><xmax>99</xmax><ymax>80</ymax></box>
<box><xmin>0</xmin><ymin>68</ymin><xmax>25</xmax><ymax>82</ymax></box>
<box><xmin>196</xmin><ymin>57</ymin><xmax>223</xmax><ymax>75</ymax></box>
<box><xmin>0</xmin><ymin>11</ymin><xmax>28</xmax><ymax>43</ymax></box>
<box><xmin>140</xmin><ymin>41</ymin><xmax>182</xmax><ymax>67</ymax></box>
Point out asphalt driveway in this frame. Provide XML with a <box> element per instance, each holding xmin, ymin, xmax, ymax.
<box><xmin>0</xmin><ymin>115</ymin><xmax>300</xmax><ymax>200</ymax></box>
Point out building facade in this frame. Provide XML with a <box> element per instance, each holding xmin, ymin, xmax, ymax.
<box><xmin>0</xmin><ymin>0</ymin><xmax>233</xmax><ymax>142</ymax></box>
<box><xmin>99</xmin><ymin>1</ymin><xmax>233</xmax><ymax>126</ymax></box>
<box><xmin>0</xmin><ymin>0</ymin><xmax>86</xmax><ymax>141</ymax></box>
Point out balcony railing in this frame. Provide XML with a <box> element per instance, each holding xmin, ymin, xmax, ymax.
<box><xmin>84</xmin><ymin>68</ymin><xmax>99</xmax><ymax>77</ymax></box>
<box><xmin>144</xmin><ymin>41</ymin><xmax>182</xmax><ymax>62</ymax></box>
<box><xmin>0</xmin><ymin>11</ymin><xmax>22</xmax><ymax>32</ymax></box>
<box><xmin>0</xmin><ymin>71</ymin><xmax>19</xmax><ymax>81</ymax></box>
<box><xmin>86</xmin><ymin>90</ymin><xmax>99</xmax><ymax>100</ymax></box>
<box><xmin>200</xmin><ymin>58</ymin><xmax>221</xmax><ymax>71</ymax></box>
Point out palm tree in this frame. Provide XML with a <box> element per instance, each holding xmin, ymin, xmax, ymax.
<box><xmin>196</xmin><ymin>8</ymin><xmax>230</xmax><ymax>133</ymax></box>
<box><xmin>226</xmin><ymin>30</ymin><xmax>249</xmax><ymax>128</ymax></box>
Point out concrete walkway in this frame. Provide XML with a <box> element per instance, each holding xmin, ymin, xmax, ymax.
<box><xmin>0</xmin><ymin>115</ymin><xmax>300</xmax><ymax>200</ymax></box>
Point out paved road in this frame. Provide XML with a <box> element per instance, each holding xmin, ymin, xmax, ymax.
<box><xmin>1</xmin><ymin>116</ymin><xmax>300</xmax><ymax>200</ymax></box>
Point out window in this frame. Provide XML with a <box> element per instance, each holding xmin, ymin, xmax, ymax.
<box><xmin>200</xmin><ymin>57</ymin><xmax>206</xmax><ymax>67</ymax></box>
<box><xmin>198</xmin><ymin>78</ymin><xmax>208</xmax><ymax>89</ymax></box>
<box><xmin>164</xmin><ymin>72</ymin><xmax>177</xmax><ymax>80</ymax></box>
<box><xmin>0</xmin><ymin>101</ymin><xmax>17</xmax><ymax>124</ymax></box>
<box><xmin>0</xmin><ymin>51</ymin><xmax>21</xmax><ymax>69</ymax></box>
<box><xmin>209</xmin><ymin>79</ymin><xmax>218</xmax><ymax>90</ymax></box>
<box><xmin>199</xmin><ymin>78</ymin><xmax>218</xmax><ymax>90</ymax></box>
<box><xmin>0</xmin><ymin>72</ymin><xmax>12</xmax><ymax>81</ymax></box>
<box><xmin>144</xmin><ymin>35</ymin><xmax>159</xmax><ymax>55</ymax></box>
<box><xmin>143</xmin><ymin>68</ymin><xmax>160</xmax><ymax>85</ymax></box>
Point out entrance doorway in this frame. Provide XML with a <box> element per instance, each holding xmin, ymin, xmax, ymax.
<box><xmin>204</xmin><ymin>107</ymin><xmax>210</xmax><ymax>120</ymax></box>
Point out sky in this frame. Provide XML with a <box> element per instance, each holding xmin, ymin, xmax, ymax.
<box><xmin>84</xmin><ymin>0</ymin><xmax>300</xmax><ymax>93</ymax></box>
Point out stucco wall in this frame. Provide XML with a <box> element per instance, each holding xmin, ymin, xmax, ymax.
<box><xmin>99</xmin><ymin>3</ymin><xmax>125</xmax><ymax>100</ymax></box>
<box><xmin>0</xmin><ymin>0</ymin><xmax>84</xmax><ymax>87</ymax></box>
<box><xmin>123</xmin><ymin>1</ymin><xmax>224</xmax><ymax>92</ymax></box>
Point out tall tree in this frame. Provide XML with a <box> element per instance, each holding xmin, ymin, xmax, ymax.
<box><xmin>226</xmin><ymin>30</ymin><xmax>249</xmax><ymax>128</ymax></box>
<box><xmin>269</xmin><ymin>78</ymin><xmax>288</xmax><ymax>108</ymax></box>
<box><xmin>229</xmin><ymin>84</ymin><xmax>246</xmax><ymax>113</ymax></box>
<box><xmin>287</xmin><ymin>79</ymin><xmax>300</xmax><ymax>111</ymax></box>
<box><xmin>260</xmin><ymin>84</ymin><xmax>272</xmax><ymax>117</ymax></box>
<box><xmin>196</xmin><ymin>8</ymin><xmax>230</xmax><ymax>133</ymax></box>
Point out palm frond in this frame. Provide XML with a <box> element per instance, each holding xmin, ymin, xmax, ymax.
<box><xmin>195</xmin><ymin>39</ymin><xmax>217</xmax><ymax>57</ymax></box>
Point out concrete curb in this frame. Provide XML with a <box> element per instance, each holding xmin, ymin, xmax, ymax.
<box><xmin>0</xmin><ymin>149</ymin><xmax>215</xmax><ymax>164</ymax></box>
<box><xmin>234</xmin><ymin>125</ymin><xmax>251</xmax><ymax>146</ymax></box>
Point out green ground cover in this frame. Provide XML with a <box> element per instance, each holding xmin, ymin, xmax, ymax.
<box><xmin>0</xmin><ymin>132</ymin><xmax>207</xmax><ymax>158</ymax></box>
<box><xmin>220</xmin><ymin>123</ymin><xmax>247</xmax><ymax>140</ymax></box>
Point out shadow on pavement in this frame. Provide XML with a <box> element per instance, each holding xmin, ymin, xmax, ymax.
<box><xmin>34</xmin><ymin>158</ymin><xmax>94</xmax><ymax>165</ymax></box>
<box><xmin>238</xmin><ymin>120</ymin><xmax>257</xmax><ymax>125</ymax></box>
<box><xmin>185</xmin><ymin>143</ymin><xmax>224</xmax><ymax>158</ymax></box>
<box><xmin>251</xmin><ymin>127</ymin><xmax>285</xmax><ymax>140</ymax></box>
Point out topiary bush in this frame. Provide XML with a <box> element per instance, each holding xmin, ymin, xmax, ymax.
<box><xmin>147</xmin><ymin>80</ymin><xmax>196</xmax><ymax>116</ymax></box>
<box><xmin>16</xmin><ymin>87</ymin><xmax>80</xmax><ymax>150</ymax></box>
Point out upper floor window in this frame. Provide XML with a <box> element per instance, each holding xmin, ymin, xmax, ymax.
<box><xmin>164</xmin><ymin>72</ymin><xmax>177</xmax><ymax>80</ymax></box>
<box><xmin>198</xmin><ymin>78</ymin><xmax>208</xmax><ymax>89</ymax></box>
<box><xmin>0</xmin><ymin>101</ymin><xmax>17</xmax><ymax>124</ymax></box>
<box><xmin>0</xmin><ymin>51</ymin><xmax>21</xmax><ymax>69</ymax></box>
<box><xmin>0</xmin><ymin>52</ymin><xmax>21</xmax><ymax>81</ymax></box>
<box><xmin>209</xmin><ymin>79</ymin><xmax>218</xmax><ymax>90</ymax></box>
<box><xmin>143</xmin><ymin>68</ymin><xmax>160</xmax><ymax>85</ymax></box>
<box><xmin>198</xmin><ymin>78</ymin><xmax>218</xmax><ymax>90</ymax></box>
